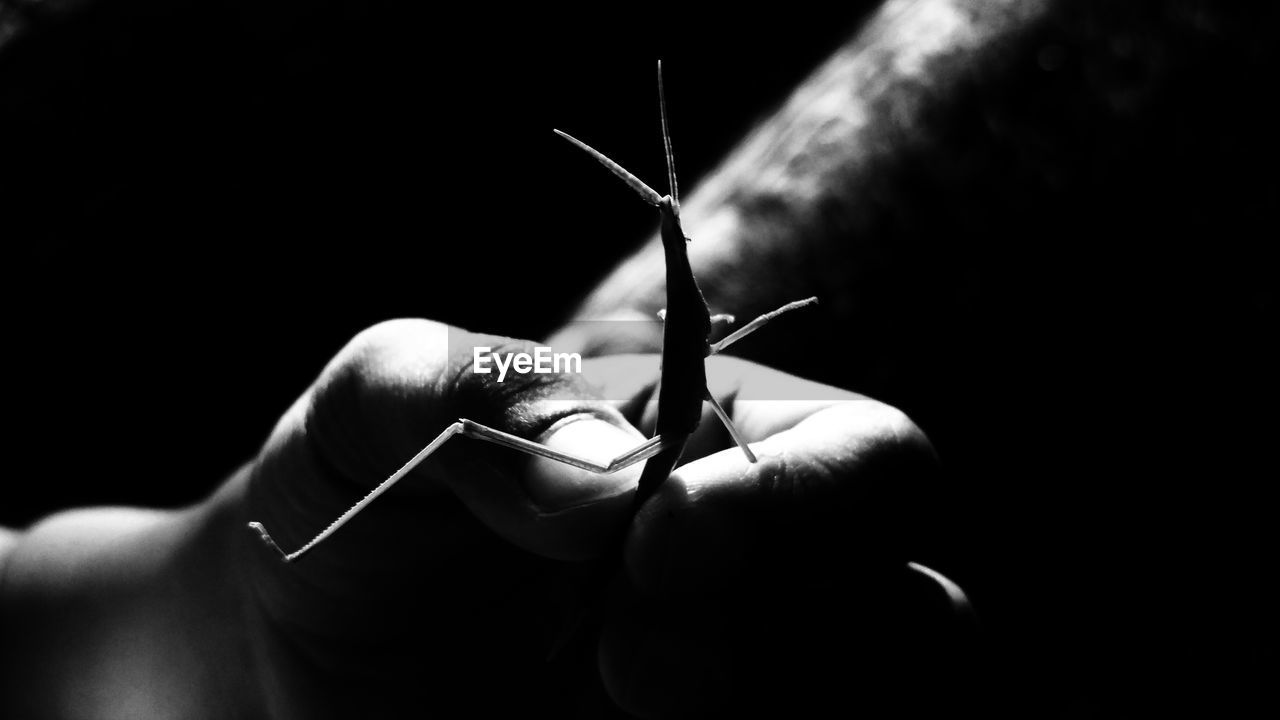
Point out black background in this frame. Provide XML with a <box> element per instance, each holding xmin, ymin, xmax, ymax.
<box><xmin>2</xmin><ymin>0</ymin><xmax>865</xmax><ymax>514</ymax></box>
<box><xmin>2</xmin><ymin>1</ymin><xmax>1276</xmax><ymax>717</ymax></box>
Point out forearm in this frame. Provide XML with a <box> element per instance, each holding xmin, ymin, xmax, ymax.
<box><xmin>552</xmin><ymin>0</ymin><xmax>1050</xmax><ymax>361</ymax></box>
<box><xmin>0</xmin><ymin>482</ymin><xmax>264</xmax><ymax>719</ymax></box>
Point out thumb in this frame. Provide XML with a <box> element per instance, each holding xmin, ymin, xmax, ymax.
<box><xmin>251</xmin><ymin>318</ymin><xmax>647</xmax><ymax>567</ymax></box>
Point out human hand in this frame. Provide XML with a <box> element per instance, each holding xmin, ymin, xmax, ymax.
<box><xmin>234</xmin><ymin>318</ymin><xmax>971</xmax><ymax>717</ymax></box>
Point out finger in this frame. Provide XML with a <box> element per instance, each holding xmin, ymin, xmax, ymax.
<box><xmin>705</xmin><ymin>354</ymin><xmax>867</xmax><ymax>438</ymax></box>
<box><xmin>248</xmin><ymin>319</ymin><xmax>648</xmax><ymax>572</ymax></box>
<box><xmin>579</xmin><ymin>354</ymin><xmax>866</xmax><ymax>461</ymax></box>
<box><xmin>624</xmin><ymin>396</ymin><xmax>941</xmax><ymax>601</ymax></box>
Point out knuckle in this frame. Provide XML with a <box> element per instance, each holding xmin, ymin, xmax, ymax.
<box><xmin>303</xmin><ymin>320</ymin><xmax>458</xmax><ymax>480</ymax></box>
<box><xmin>343</xmin><ymin>318</ymin><xmax>450</xmax><ymax>372</ymax></box>
<box><xmin>328</xmin><ymin>319</ymin><xmax>453</xmax><ymax>397</ymax></box>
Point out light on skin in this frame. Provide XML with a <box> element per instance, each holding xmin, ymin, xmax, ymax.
<box><xmin>0</xmin><ymin>481</ymin><xmax>268</xmax><ymax>718</ymax></box>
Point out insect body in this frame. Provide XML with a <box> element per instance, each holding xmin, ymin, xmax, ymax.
<box><xmin>250</xmin><ymin>63</ymin><xmax>816</xmax><ymax>562</ymax></box>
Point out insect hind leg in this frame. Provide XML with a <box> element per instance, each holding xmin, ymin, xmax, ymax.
<box><xmin>250</xmin><ymin>421</ymin><xmax>466</xmax><ymax>562</ymax></box>
<box><xmin>249</xmin><ymin>421</ymin><xmax>676</xmax><ymax>563</ymax></box>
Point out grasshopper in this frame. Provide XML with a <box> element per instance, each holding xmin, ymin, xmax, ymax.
<box><xmin>250</xmin><ymin>62</ymin><xmax>817</xmax><ymax>563</ymax></box>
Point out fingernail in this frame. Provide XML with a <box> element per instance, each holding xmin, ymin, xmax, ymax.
<box><xmin>524</xmin><ymin>416</ymin><xmax>644</xmax><ymax>513</ymax></box>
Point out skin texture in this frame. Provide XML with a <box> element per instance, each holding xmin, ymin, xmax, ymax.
<box><xmin>0</xmin><ymin>320</ymin><xmax>961</xmax><ymax>718</ymax></box>
<box><xmin>549</xmin><ymin>0</ymin><xmax>1053</xmax><ymax>361</ymax></box>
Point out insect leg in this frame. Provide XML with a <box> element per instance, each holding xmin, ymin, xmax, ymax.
<box><xmin>704</xmin><ymin>390</ymin><xmax>758</xmax><ymax>463</ymax></box>
<box><xmin>709</xmin><ymin>297</ymin><xmax>819</xmax><ymax>355</ymax></box>
<box><xmin>250</xmin><ymin>421</ymin><xmax>466</xmax><ymax>562</ymax></box>
<box><xmin>458</xmin><ymin>419</ymin><xmax>670</xmax><ymax>473</ymax></box>
<box><xmin>250</xmin><ymin>422</ymin><xmax>677</xmax><ymax>562</ymax></box>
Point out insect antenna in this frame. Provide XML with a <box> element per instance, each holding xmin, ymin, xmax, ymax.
<box><xmin>657</xmin><ymin>59</ymin><xmax>679</xmax><ymax>213</ymax></box>
<box><xmin>552</xmin><ymin>129</ymin><xmax>662</xmax><ymax>207</ymax></box>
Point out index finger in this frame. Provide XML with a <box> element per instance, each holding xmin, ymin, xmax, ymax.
<box><xmin>578</xmin><ymin>353</ymin><xmax>870</xmax><ymax>462</ymax></box>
